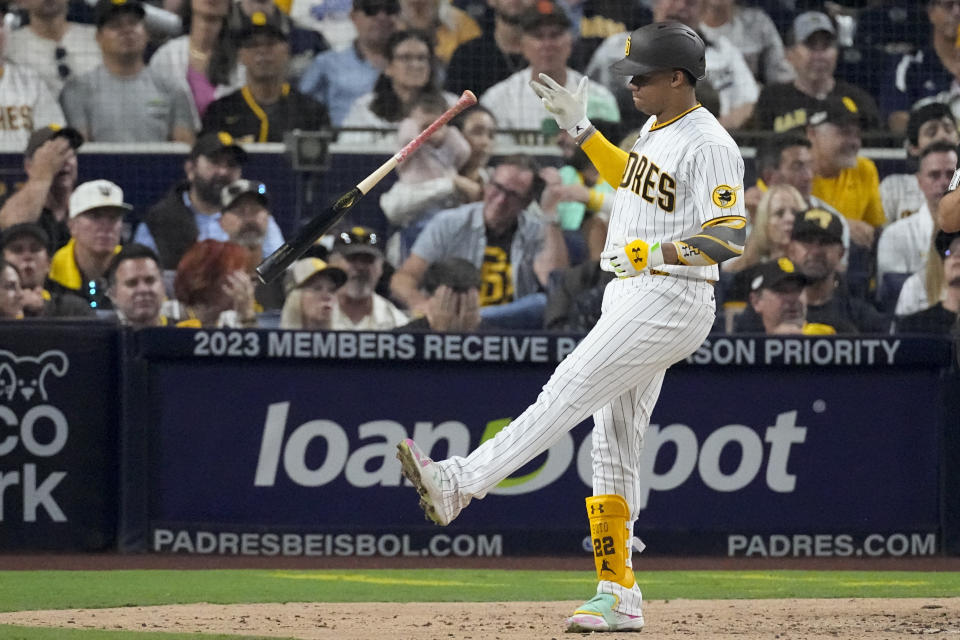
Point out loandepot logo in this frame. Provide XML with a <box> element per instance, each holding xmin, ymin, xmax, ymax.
<box><xmin>253</xmin><ymin>402</ymin><xmax>808</xmax><ymax>506</ymax></box>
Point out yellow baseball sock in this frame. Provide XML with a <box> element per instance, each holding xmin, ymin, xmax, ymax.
<box><xmin>585</xmin><ymin>494</ymin><xmax>635</xmax><ymax>589</ymax></box>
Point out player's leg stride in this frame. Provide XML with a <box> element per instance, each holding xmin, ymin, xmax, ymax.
<box><xmin>396</xmin><ymin>439</ymin><xmax>457</xmax><ymax>526</ymax></box>
<box><xmin>566</xmin><ymin>494</ymin><xmax>645</xmax><ymax>633</ymax></box>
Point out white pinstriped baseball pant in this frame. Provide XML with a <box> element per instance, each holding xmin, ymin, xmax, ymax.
<box><xmin>435</xmin><ymin>273</ymin><xmax>715</xmax><ymax>534</ymax></box>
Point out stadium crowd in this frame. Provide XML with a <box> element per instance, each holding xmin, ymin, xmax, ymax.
<box><xmin>0</xmin><ymin>0</ymin><xmax>959</xmax><ymax>336</ymax></box>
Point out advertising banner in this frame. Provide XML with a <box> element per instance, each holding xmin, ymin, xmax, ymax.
<box><xmin>140</xmin><ymin>330</ymin><xmax>948</xmax><ymax>558</ymax></box>
<box><xmin>0</xmin><ymin>322</ymin><xmax>119</xmax><ymax>550</ymax></box>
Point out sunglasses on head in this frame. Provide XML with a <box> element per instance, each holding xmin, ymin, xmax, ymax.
<box><xmin>337</xmin><ymin>228</ymin><xmax>379</xmax><ymax>246</ymax></box>
<box><xmin>55</xmin><ymin>46</ymin><xmax>71</xmax><ymax>79</ymax></box>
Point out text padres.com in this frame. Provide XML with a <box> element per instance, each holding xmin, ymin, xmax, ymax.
<box><xmin>728</xmin><ymin>533</ymin><xmax>937</xmax><ymax>557</ymax></box>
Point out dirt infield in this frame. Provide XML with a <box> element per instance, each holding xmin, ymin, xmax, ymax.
<box><xmin>1</xmin><ymin>598</ymin><xmax>958</xmax><ymax>639</ymax></box>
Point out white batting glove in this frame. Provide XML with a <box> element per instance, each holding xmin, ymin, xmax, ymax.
<box><xmin>529</xmin><ymin>73</ymin><xmax>591</xmax><ymax>139</ymax></box>
<box><xmin>601</xmin><ymin>238</ymin><xmax>664</xmax><ymax>278</ymax></box>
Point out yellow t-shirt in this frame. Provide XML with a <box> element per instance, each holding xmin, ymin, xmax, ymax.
<box><xmin>811</xmin><ymin>156</ymin><xmax>884</xmax><ymax>227</ymax></box>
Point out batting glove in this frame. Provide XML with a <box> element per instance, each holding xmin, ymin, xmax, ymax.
<box><xmin>601</xmin><ymin>238</ymin><xmax>664</xmax><ymax>278</ymax></box>
<box><xmin>529</xmin><ymin>73</ymin><xmax>592</xmax><ymax>139</ymax></box>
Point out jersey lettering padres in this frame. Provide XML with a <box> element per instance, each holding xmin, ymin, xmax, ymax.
<box><xmin>603</xmin><ymin>105</ymin><xmax>746</xmax><ymax>281</ymax></box>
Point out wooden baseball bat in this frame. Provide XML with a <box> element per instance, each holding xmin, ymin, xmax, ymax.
<box><xmin>256</xmin><ymin>90</ymin><xmax>478</xmax><ymax>284</ymax></box>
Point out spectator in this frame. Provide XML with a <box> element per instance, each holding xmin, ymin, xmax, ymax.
<box><xmin>0</xmin><ymin>2</ymin><xmax>66</xmax><ymax>151</ymax></box>
<box><xmin>218</xmin><ymin>178</ymin><xmax>285</xmax><ymax>310</ymax></box>
<box><xmin>741</xmin><ymin>257</ymin><xmax>836</xmax><ymax>334</ymax></box>
<box><xmin>172</xmin><ymin>239</ymin><xmax>255</xmax><ymax>327</ymax></box>
<box><xmin>60</xmin><ymin>0</ymin><xmax>195</xmax><ymax>143</ymax></box>
<box><xmin>880</xmin><ymin>102</ymin><xmax>959</xmax><ymax>224</ymax></box>
<box><xmin>877</xmin><ymin>142</ymin><xmax>956</xmax><ymax>284</ymax></box>
<box><xmin>449</xmin><ymin>103</ymin><xmax>496</xmax><ymax>196</ymax></box>
<box><xmin>699</xmin><ymin>0</ymin><xmax>794</xmax><ymax>85</ymax></box>
<box><xmin>807</xmin><ymin>95</ymin><xmax>884</xmax><ymax>248</ymax></box>
<box><xmin>149</xmin><ymin>0</ymin><xmax>244</xmax><ymax>129</ymax></box>
<box><xmin>586</xmin><ymin>0</ymin><xmax>758</xmax><ymax>131</ymax></box>
<box><xmin>227</xmin><ymin>0</ymin><xmax>328</xmax><ymax>81</ymax></box>
<box><xmin>0</xmin><ymin>256</ymin><xmax>24</xmax><ymax>320</ymax></box>
<box><xmin>1</xmin><ymin>222</ymin><xmax>92</xmax><ymax>317</ymax></box>
<box><xmin>328</xmin><ymin>225</ymin><xmax>409</xmax><ymax>330</ymax></box>
<box><xmin>298</xmin><ymin>0</ymin><xmax>399</xmax><ymax>126</ymax></box>
<box><xmin>288</xmin><ymin>0</ymin><xmax>356</xmax><ymax>50</ymax></box>
<box><xmin>106</xmin><ymin>243</ymin><xmax>168</xmax><ymax>328</ymax></box>
<box><xmin>201</xmin><ymin>10</ymin><xmax>331</xmax><ymax>142</ymax></box>
<box><xmin>881</xmin><ymin>0</ymin><xmax>960</xmax><ymax>135</ymax></box>
<box><xmin>896</xmin><ymin>230</ymin><xmax>960</xmax><ymax>333</ymax></box>
<box><xmin>399</xmin><ymin>257</ymin><xmax>485</xmax><ymax>331</ymax></box>
<box><xmin>750</xmin><ymin>11</ymin><xmax>880</xmax><ymax>135</ymax></box>
<box><xmin>390</xmin><ymin>155</ymin><xmax>569</xmax><ymax>329</ymax></box>
<box><xmin>397</xmin><ymin>0</ymin><xmax>481</xmax><ymax>64</ymax></box>
<box><xmin>279</xmin><ymin>257</ymin><xmax>347</xmax><ymax>329</ymax></box>
<box><xmin>444</xmin><ymin>0</ymin><xmax>534</xmax><ymax>97</ymax></box>
<box><xmin>542</xmin><ymin>259</ymin><xmax>613</xmax><ymax>332</ymax></box>
<box><xmin>0</xmin><ymin>125</ymin><xmax>82</xmax><ymax>252</ymax></box>
<box><xmin>787</xmin><ymin>207</ymin><xmax>890</xmax><ymax>333</ymax></box>
<box><xmin>6</xmin><ymin>0</ymin><xmax>101</xmax><ymax>96</ymax></box>
<box><xmin>896</xmin><ymin>230</ymin><xmax>954</xmax><ymax>316</ymax></box>
<box><xmin>135</xmin><ymin>131</ymin><xmax>284</xmax><ymax>269</ymax></box>
<box><xmin>341</xmin><ymin>29</ymin><xmax>456</xmax><ymax>143</ymax></box>
<box><xmin>480</xmin><ymin>0</ymin><xmax>619</xmax><ymax>137</ymax></box>
<box><xmin>380</xmin><ymin>92</ymin><xmax>472</xmax><ymax>262</ymax></box>
<box><xmin>48</xmin><ymin>179</ymin><xmax>130</xmax><ymax>311</ymax></box>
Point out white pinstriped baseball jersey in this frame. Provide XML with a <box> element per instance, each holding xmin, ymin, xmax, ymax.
<box><xmin>0</xmin><ymin>62</ymin><xmax>66</xmax><ymax>151</ymax></box>
<box><xmin>602</xmin><ymin>104</ymin><xmax>746</xmax><ymax>281</ymax></box>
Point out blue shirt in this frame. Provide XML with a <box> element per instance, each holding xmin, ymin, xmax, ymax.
<box><xmin>298</xmin><ymin>43</ymin><xmax>380</xmax><ymax>126</ymax></box>
<box><xmin>881</xmin><ymin>46</ymin><xmax>955</xmax><ymax>115</ymax></box>
<box><xmin>133</xmin><ymin>190</ymin><xmax>284</xmax><ymax>258</ymax></box>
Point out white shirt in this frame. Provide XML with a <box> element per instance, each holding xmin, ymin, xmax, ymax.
<box><xmin>340</xmin><ymin>90</ymin><xmax>458</xmax><ymax>145</ymax></box>
<box><xmin>7</xmin><ymin>23</ymin><xmax>101</xmax><ymax>96</ymax></box>
<box><xmin>480</xmin><ymin>67</ymin><xmax>620</xmax><ymax>132</ymax></box>
<box><xmin>699</xmin><ymin>8</ymin><xmax>794</xmax><ymax>85</ymax></box>
<box><xmin>0</xmin><ymin>62</ymin><xmax>65</xmax><ymax>151</ymax></box>
<box><xmin>895</xmin><ymin>272</ymin><xmax>930</xmax><ymax>316</ymax></box>
<box><xmin>330</xmin><ymin>293</ymin><xmax>408</xmax><ymax>330</ymax></box>
<box><xmin>876</xmin><ymin>202</ymin><xmax>934</xmax><ymax>283</ymax></box>
<box><xmin>879</xmin><ymin>172</ymin><xmax>924</xmax><ymax>224</ymax></box>
<box><xmin>603</xmin><ymin>105</ymin><xmax>746</xmax><ymax>282</ymax></box>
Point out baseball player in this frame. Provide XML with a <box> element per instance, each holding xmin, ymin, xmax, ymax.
<box><xmin>397</xmin><ymin>22</ymin><xmax>746</xmax><ymax>633</ymax></box>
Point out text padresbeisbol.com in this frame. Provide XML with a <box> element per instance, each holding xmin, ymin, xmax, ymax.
<box><xmin>152</xmin><ymin>529</ymin><xmax>503</xmax><ymax>557</ymax></box>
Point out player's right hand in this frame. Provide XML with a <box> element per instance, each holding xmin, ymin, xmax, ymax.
<box><xmin>601</xmin><ymin>237</ymin><xmax>664</xmax><ymax>278</ymax></box>
<box><xmin>529</xmin><ymin>73</ymin><xmax>589</xmax><ymax>136</ymax></box>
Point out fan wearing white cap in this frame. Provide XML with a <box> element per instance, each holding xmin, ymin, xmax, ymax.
<box><xmin>48</xmin><ymin>179</ymin><xmax>131</xmax><ymax>310</ymax></box>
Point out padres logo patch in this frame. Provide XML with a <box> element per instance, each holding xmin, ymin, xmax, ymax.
<box><xmin>624</xmin><ymin>35</ymin><xmax>631</xmax><ymax>57</ymax></box>
<box><xmin>711</xmin><ymin>184</ymin><xmax>740</xmax><ymax>209</ymax></box>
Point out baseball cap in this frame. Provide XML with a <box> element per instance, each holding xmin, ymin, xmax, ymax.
<box><xmin>332</xmin><ymin>226</ymin><xmax>382</xmax><ymax>257</ymax></box>
<box><xmin>190</xmin><ymin>131</ymin><xmax>248</xmax><ymax>162</ymax></box>
<box><xmin>0</xmin><ymin>223</ymin><xmax>50</xmax><ymax>251</ymax></box>
<box><xmin>808</xmin><ymin>94</ymin><xmax>865</xmax><ymax>129</ymax></box>
<box><xmin>518</xmin><ymin>0</ymin><xmax>571</xmax><ymax>32</ymax></box>
<box><xmin>235</xmin><ymin>9</ymin><xmax>290</xmax><ymax>43</ymax></box>
<box><xmin>69</xmin><ymin>180</ymin><xmax>133</xmax><ymax>219</ymax></box>
<box><xmin>935</xmin><ymin>229</ymin><xmax>960</xmax><ymax>259</ymax></box>
<box><xmin>24</xmin><ymin>124</ymin><xmax>84</xmax><ymax>158</ymax></box>
<box><xmin>353</xmin><ymin>0</ymin><xmax>399</xmax><ymax>15</ymax></box>
<box><xmin>791</xmin><ymin>207</ymin><xmax>844</xmax><ymax>244</ymax></box>
<box><xmin>750</xmin><ymin>257</ymin><xmax>810</xmax><ymax>292</ymax></box>
<box><xmin>791</xmin><ymin>11</ymin><xmax>836</xmax><ymax>45</ymax></box>
<box><xmin>221</xmin><ymin>179</ymin><xmax>268</xmax><ymax>211</ymax></box>
<box><xmin>287</xmin><ymin>257</ymin><xmax>347</xmax><ymax>293</ymax></box>
<box><xmin>906</xmin><ymin>102</ymin><xmax>955</xmax><ymax>147</ymax></box>
<box><xmin>94</xmin><ymin>0</ymin><xmax>145</xmax><ymax>28</ymax></box>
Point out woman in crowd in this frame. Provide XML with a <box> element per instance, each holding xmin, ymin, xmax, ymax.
<box><xmin>172</xmin><ymin>240</ymin><xmax>255</xmax><ymax>327</ymax></box>
<box><xmin>340</xmin><ymin>30</ymin><xmax>455</xmax><ymax>143</ymax></box>
<box><xmin>280</xmin><ymin>257</ymin><xmax>347</xmax><ymax>329</ymax></box>
<box><xmin>150</xmin><ymin>0</ymin><xmax>245</xmax><ymax>129</ymax></box>
<box><xmin>0</xmin><ymin>258</ymin><xmax>25</xmax><ymax>320</ymax></box>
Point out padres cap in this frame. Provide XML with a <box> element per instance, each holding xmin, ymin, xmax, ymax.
<box><xmin>791</xmin><ymin>208</ymin><xmax>844</xmax><ymax>245</ymax></box>
<box><xmin>332</xmin><ymin>226</ymin><xmax>382</xmax><ymax>257</ymax></box>
<box><xmin>221</xmin><ymin>179</ymin><xmax>268</xmax><ymax>211</ymax></box>
<box><xmin>935</xmin><ymin>229</ymin><xmax>960</xmax><ymax>259</ymax></box>
<box><xmin>94</xmin><ymin>0</ymin><xmax>145</xmax><ymax>28</ymax></box>
<box><xmin>750</xmin><ymin>257</ymin><xmax>810</xmax><ymax>292</ymax></box>
<box><xmin>518</xmin><ymin>0</ymin><xmax>571</xmax><ymax>32</ymax></box>
<box><xmin>610</xmin><ymin>21</ymin><xmax>706</xmax><ymax>81</ymax></box>
<box><xmin>790</xmin><ymin>11</ymin><xmax>836</xmax><ymax>46</ymax></box>
<box><xmin>24</xmin><ymin>124</ymin><xmax>84</xmax><ymax>158</ymax></box>
<box><xmin>287</xmin><ymin>257</ymin><xmax>347</xmax><ymax>294</ymax></box>
<box><xmin>808</xmin><ymin>94</ymin><xmax>865</xmax><ymax>128</ymax></box>
<box><xmin>234</xmin><ymin>9</ymin><xmax>291</xmax><ymax>43</ymax></box>
<box><xmin>69</xmin><ymin>180</ymin><xmax>133</xmax><ymax>219</ymax></box>
<box><xmin>190</xmin><ymin>131</ymin><xmax>248</xmax><ymax>163</ymax></box>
